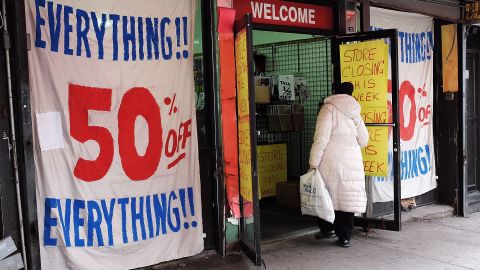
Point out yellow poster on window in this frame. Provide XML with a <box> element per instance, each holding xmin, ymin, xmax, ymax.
<box><xmin>441</xmin><ymin>24</ymin><xmax>458</xmax><ymax>93</ymax></box>
<box><xmin>362</xmin><ymin>126</ymin><xmax>389</xmax><ymax>177</ymax></box>
<box><xmin>257</xmin><ymin>144</ymin><xmax>287</xmax><ymax>198</ymax></box>
<box><xmin>340</xmin><ymin>39</ymin><xmax>389</xmax><ymax>177</ymax></box>
<box><xmin>235</xmin><ymin>29</ymin><xmax>254</xmax><ymax>202</ymax></box>
<box><xmin>340</xmin><ymin>39</ymin><xmax>389</xmax><ymax>123</ymax></box>
<box><xmin>238</xmin><ymin>120</ymin><xmax>253</xmax><ymax>202</ymax></box>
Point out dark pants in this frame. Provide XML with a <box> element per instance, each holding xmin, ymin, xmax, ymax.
<box><xmin>318</xmin><ymin>211</ymin><xmax>354</xmax><ymax>240</ymax></box>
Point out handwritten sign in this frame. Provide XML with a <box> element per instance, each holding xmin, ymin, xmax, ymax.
<box><xmin>340</xmin><ymin>40</ymin><xmax>389</xmax><ymax>123</ymax></box>
<box><xmin>362</xmin><ymin>126</ymin><xmax>389</xmax><ymax>176</ymax></box>
<box><xmin>340</xmin><ymin>39</ymin><xmax>389</xmax><ymax>176</ymax></box>
<box><xmin>278</xmin><ymin>75</ymin><xmax>295</xmax><ymax>101</ymax></box>
<box><xmin>239</xmin><ymin>121</ymin><xmax>253</xmax><ymax>202</ymax></box>
<box><xmin>257</xmin><ymin>144</ymin><xmax>287</xmax><ymax>198</ymax></box>
<box><xmin>235</xmin><ymin>29</ymin><xmax>254</xmax><ymax>202</ymax></box>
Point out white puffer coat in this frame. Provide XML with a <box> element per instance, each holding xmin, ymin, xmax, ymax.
<box><xmin>309</xmin><ymin>94</ymin><xmax>369</xmax><ymax>213</ymax></box>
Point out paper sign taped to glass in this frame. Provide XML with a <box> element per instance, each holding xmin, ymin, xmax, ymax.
<box><xmin>340</xmin><ymin>39</ymin><xmax>390</xmax><ymax>177</ymax></box>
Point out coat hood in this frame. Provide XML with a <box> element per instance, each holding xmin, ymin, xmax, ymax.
<box><xmin>324</xmin><ymin>94</ymin><xmax>361</xmax><ymax>119</ymax></box>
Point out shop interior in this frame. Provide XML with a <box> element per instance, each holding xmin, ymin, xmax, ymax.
<box><xmin>250</xmin><ymin>30</ymin><xmax>333</xmax><ymax>240</ymax></box>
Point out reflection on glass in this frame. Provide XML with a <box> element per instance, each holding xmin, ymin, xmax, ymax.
<box><xmin>243</xmin><ymin>200</ymin><xmax>255</xmax><ymax>244</ymax></box>
<box><xmin>350</xmin><ymin>37</ymin><xmax>395</xmax><ymax>221</ymax></box>
<box><xmin>236</xmin><ymin>28</ymin><xmax>257</xmax><ymax>247</ymax></box>
<box><xmin>364</xmin><ymin>137</ymin><xmax>394</xmax><ymax>220</ymax></box>
<box><xmin>193</xmin><ymin>55</ymin><xmax>207</xmax><ymax>146</ymax></box>
<box><xmin>193</xmin><ymin>0</ymin><xmax>206</xmax><ymax>147</ymax></box>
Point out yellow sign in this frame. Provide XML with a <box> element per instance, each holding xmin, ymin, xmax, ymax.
<box><xmin>362</xmin><ymin>126</ymin><xmax>389</xmax><ymax>177</ymax></box>
<box><xmin>340</xmin><ymin>39</ymin><xmax>389</xmax><ymax>124</ymax></box>
<box><xmin>340</xmin><ymin>39</ymin><xmax>389</xmax><ymax>177</ymax></box>
<box><xmin>257</xmin><ymin>144</ymin><xmax>287</xmax><ymax>198</ymax></box>
<box><xmin>239</xmin><ymin>120</ymin><xmax>253</xmax><ymax>202</ymax></box>
<box><xmin>235</xmin><ymin>29</ymin><xmax>253</xmax><ymax>202</ymax></box>
<box><xmin>441</xmin><ymin>24</ymin><xmax>458</xmax><ymax>93</ymax></box>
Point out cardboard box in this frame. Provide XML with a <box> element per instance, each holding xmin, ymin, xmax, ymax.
<box><xmin>276</xmin><ymin>180</ymin><xmax>300</xmax><ymax>208</ymax></box>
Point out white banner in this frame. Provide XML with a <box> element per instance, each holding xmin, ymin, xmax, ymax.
<box><xmin>25</xmin><ymin>1</ymin><xmax>203</xmax><ymax>269</ymax></box>
<box><xmin>370</xmin><ymin>7</ymin><xmax>437</xmax><ymax>202</ymax></box>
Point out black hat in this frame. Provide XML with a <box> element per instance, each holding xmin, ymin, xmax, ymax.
<box><xmin>334</xmin><ymin>82</ymin><xmax>354</xmax><ymax>96</ymax></box>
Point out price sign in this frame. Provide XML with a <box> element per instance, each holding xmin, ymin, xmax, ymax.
<box><xmin>27</xmin><ymin>1</ymin><xmax>204</xmax><ymax>269</ymax></box>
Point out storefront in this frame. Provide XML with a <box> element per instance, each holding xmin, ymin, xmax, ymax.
<box><xmin>0</xmin><ymin>0</ymin><xmax>474</xmax><ymax>269</ymax></box>
<box><xmin>217</xmin><ymin>0</ymin><xmax>468</xmax><ymax>266</ymax></box>
<box><xmin>1</xmin><ymin>0</ymin><xmax>224</xmax><ymax>269</ymax></box>
<box><xmin>217</xmin><ymin>0</ymin><xmax>402</xmax><ymax>266</ymax></box>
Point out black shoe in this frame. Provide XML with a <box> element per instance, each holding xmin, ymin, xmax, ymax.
<box><xmin>315</xmin><ymin>231</ymin><xmax>336</xmax><ymax>240</ymax></box>
<box><xmin>336</xmin><ymin>239</ymin><xmax>350</xmax><ymax>248</ymax></box>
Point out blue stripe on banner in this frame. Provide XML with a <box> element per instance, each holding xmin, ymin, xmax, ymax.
<box><xmin>43</xmin><ymin>187</ymin><xmax>199</xmax><ymax>247</ymax></box>
<box><xmin>34</xmin><ymin>1</ymin><xmax>191</xmax><ymax>61</ymax></box>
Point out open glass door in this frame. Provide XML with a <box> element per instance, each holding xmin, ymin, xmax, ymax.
<box><xmin>234</xmin><ymin>15</ymin><xmax>262</xmax><ymax>265</ymax></box>
<box><xmin>332</xmin><ymin>29</ymin><xmax>401</xmax><ymax>231</ymax></box>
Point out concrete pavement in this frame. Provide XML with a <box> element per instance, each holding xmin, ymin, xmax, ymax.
<box><xmin>152</xmin><ymin>209</ymin><xmax>480</xmax><ymax>270</ymax></box>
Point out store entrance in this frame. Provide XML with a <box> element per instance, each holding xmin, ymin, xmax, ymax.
<box><xmin>253</xmin><ymin>34</ymin><xmax>332</xmax><ymax>241</ymax></box>
<box><xmin>234</xmin><ymin>14</ymin><xmax>401</xmax><ymax>266</ymax></box>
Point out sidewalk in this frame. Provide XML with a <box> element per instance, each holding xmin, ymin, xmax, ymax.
<box><xmin>153</xmin><ymin>210</ymin><xmax>480</xmax><ymax>270</ymax></box>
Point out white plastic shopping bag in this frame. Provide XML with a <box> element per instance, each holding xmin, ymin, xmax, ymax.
<box><xmin>300</xmin><ymin>169</ymin><xmax>335</xmax><ymax>223</ymax></box>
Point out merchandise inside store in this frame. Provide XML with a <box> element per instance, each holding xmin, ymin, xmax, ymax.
<box><xmin>250</xmin><ymin>31</ymin><xmax>333</xmax><ymax>240</ymax></box>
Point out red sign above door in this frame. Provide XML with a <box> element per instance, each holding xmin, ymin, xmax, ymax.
<box><xmin>233</xmin><ymin>0</ymin><xmax>334</xmax><ymax>30</ymax></box>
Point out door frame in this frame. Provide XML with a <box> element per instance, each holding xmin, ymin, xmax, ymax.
<box><xmin>234</xmin><ymin>14</ymin><xmax>262</xmax><ymax>266</ymax></box>
<box><xmin>232</xmin><ymin>10</ymin><xmax>336</xmax><ymax>265</ymax></box>
<box><xmin>199</xmin><ymin>0</ymin><xmax>224</xmax><ymax>252</ymax></box>
<box><xmin>232</xmin><ymin>15</ymin><xmax>402</xmax><ymax>267</ymax></box>
<box><xmin>459</xmin><ymin>24</ymin><xmax>467</xmax><ymax>216</ymax></box>
<box><xmin>0</xmin><ymin>8</ymin><xmax>22</xmax><ymax>258</ymax></box>
<box><xmin>5</xmin><ymin>0</ymin><xmax>40</xmax><ymax>268</ymax></box>
<box><xmin>465</xmin><ymin>49</ymin><xmax>480</xmax><ymax>212</ymax></box>
<box><xmin>331</xmin><ymin>29</ymin><xmax>402</xmax><ymax>231</ymax></box>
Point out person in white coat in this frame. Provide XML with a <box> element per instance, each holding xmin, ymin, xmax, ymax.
<box><xmin>309</xmin><ymin>82</ymin><xmax>369</xmax><ymax>248</ymax></box>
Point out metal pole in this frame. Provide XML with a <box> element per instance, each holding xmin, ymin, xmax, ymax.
<box><xmin>1</xmin><ymin>0</ymin><xmax>28</xmax><ymax>268</ymax></box>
